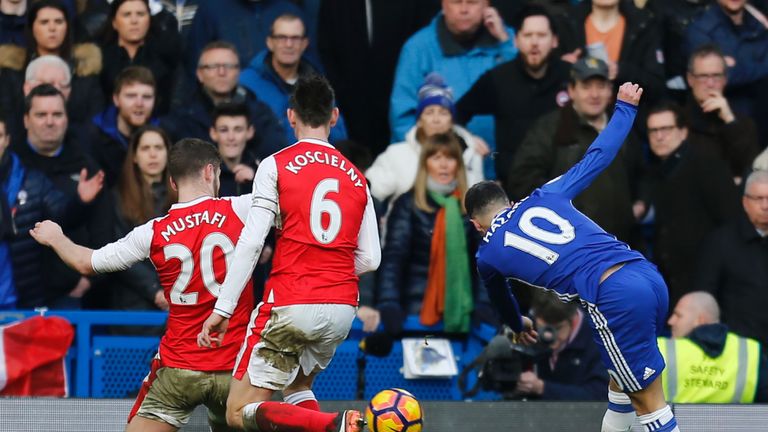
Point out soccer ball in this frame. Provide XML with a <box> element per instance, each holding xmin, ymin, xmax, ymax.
<box><xmin>365</xmin><ymin>388</ymin><xmax>423</xmax><ymax>432</ymax></box>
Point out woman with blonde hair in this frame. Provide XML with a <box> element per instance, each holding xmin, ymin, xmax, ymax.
<box><xmin>376</xmin><ymin>133</ymin><xmax>493</xmax><ymax>336</ymax></box>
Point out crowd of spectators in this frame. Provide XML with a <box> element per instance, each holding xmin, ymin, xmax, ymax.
<box><xmin>2</xmin><ymin>0</ymin><xmax>768</xmax><ymax>402</ymax></box>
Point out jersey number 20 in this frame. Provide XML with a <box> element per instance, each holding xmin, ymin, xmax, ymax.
<box><xmin>164</xmin><ymin>233</ymin><xmax>235</xmax><ymax>305</ymax></box>
<box><xmin>504</xmin><ymin>207</ymin><xmax>575</xmax><ymax>265</ymax></box>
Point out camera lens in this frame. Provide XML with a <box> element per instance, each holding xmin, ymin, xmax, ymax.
<box><xmin>539</xmin><ymin>325</ymin><xmax>558</xmax><ymax>345</ymax></box>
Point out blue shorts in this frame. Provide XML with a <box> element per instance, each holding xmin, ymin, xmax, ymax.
<box><xmin>581</xmin><ymin>260</ymin><xmax>668</xmax><ymax>393</ymax></box>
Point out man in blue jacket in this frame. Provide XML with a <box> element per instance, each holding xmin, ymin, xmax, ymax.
<box><xmin>240</xmin><ymin>12</ymin><xmax>348</xmax><ymax>144</ymax></box>
<box><xmin>389</xmin><ymin>0</ymin><xmax>516</xmax><ymax>179</ymax></box>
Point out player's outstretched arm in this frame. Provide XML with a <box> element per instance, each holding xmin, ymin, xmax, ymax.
<box><xmin>30</xmin><ymin>220</ymin><xmax>96</xmax><ymax>276</ymax></box>
<box><xmin>542</xmin><ymin>82</ymin><xmax>642</xmax><ymax>199</ymax></box>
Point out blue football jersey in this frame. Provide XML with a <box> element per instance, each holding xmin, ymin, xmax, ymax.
<box><xmin>477</xmin><ymin>101</ymin><xmax>646</xmax><ymax>331</ymax></box>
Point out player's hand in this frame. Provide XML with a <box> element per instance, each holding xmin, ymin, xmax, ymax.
<box><xmin>198</xmin><ymin>312</ymin><xmax>229</xmax><ymax>348</ymax></box>
<box><xmin>483</xmin><ymin>7</ymin><xmax>508</xmax><ymax>42</ymax></box>
<box><xmin>232</xmin><ymin>164</ymin><xmax>256</xmax><ymax>184</ymax></box>
<box><xmin>77</xmin><ymin>168</ymin><xmax>105</xmax><ymax>204</ymax></box>
<box><xmin>616</xmin><ymin>82</ymin><xmax>643</xmax><ymax>106</ymax></box>
<box><xmin>29</xmin><ymin>220</ymin><xmax>64</xmax><ymax>247</ymax></box>
<box><xmin>154</xmin><ymin>290</ymin><xmax>169</xmax><ymax>311</ymax></box>
<box><xmin>516</xmin><ymin>371</ymin><xmax>544</xmax><ymax>395</ymax></box>
<box><xmin>700</xmin><ymin>92</ymin><xmax>735</xmax><ymax>124</ymax></box>
<box><xmin>357</xmin><ymin>306</ymin><xmax>381</xmax><ymax>333</ymax></box>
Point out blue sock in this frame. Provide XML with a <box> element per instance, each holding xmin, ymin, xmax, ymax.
<box><xmin>637</xmin><ymin>405</ymin><xmax>679</xmax><ymax>432</ymax></box>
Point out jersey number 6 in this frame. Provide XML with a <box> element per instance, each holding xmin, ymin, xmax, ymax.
<box><xmin>504</xmin><ymin>207</ymin><xmax>575</xmax><ymax>265</ymax></box>
<box><xmin>164</xmin><ymin>233</ymin><xmax>236</xmax><ymax>305</ymax></box>
<box><xmin>310</xmin><ymin>178</ymin><xmax>342</xmax><ymax>244</ymax></box>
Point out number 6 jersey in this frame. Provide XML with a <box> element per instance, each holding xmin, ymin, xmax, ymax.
<box><xmin>214</xmin><ymin>138</ymin><xmax>381</xmax><ymax>318</ymax></box>
<box><xmin>91</xmin><ymin>195</ymin><xmax>255</xmax><ymax>372</ymax></box>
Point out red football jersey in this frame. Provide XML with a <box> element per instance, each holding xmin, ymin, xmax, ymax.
<box><xmin>267</xmin><ymin>139</ymin><xmax>370</xmax><ymax>306</ymax></box>
<box><xmin>148</xmin><ymin>196</ymin><xmax>254</xmax><ymax>371</ymax></box>
<box><xmin>92</xmin><ymin>195</ymin><xmax>254</xmax><ymax>372</ymax></box>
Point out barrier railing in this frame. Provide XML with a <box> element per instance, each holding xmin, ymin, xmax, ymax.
<box><xmin>0</xmin><ymin>310</ymin><xmax>497</xmax><ymax>399</ymax></box>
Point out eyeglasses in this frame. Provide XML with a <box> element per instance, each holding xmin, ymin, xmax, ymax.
<box><xmin>745</xmin><ymin>194</ymin><xmax>768</xmax><ymax>204</ymax></box>
<box><xmin>198</xmin><ymin>63</ymin><xmax>240</xmax><ymax>72</ymax></box>
<box><xmin>690</xmin><ymin>72</ymin><xmax>726</xmax><ymax>82</ymax></box>
<box><xmin>269</xmin><ymin>34</ymin><xmax>305</xmax><ymax>44</ymax></box>
<box><xmin>647</xmin><ymin>125</ymin><xmax>677</xmax><ymax>136</ymax></box>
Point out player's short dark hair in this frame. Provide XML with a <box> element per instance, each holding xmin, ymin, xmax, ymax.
<box><xmin>465</xmin><ymin>181</ymin><xmax>509</xmax><ymax>219</ymax></box>
<box><xmin>647</xmin><ymin>100</ymin><xmax>686</xmax><ymax>129</ymax></box>
<box><xmin>532</xmin><ymin>291</ymin><xmax>578</xmax><ymax>324</ymax></box>
<box><xmin>289</xmin><ymin>74</ymin><xmax>335</xmax><ymax>128</ymax></box>
<box><xmin>168</xmin><ymin>138</ymin><xmax>222</xmax><ymax>182</ymax></box>
<box><xmin>687</xmin><ymin>43</ymin><xmax>726</xmax><ymax>72</ymax></box>
<box><xmin>113</xmin><ymin>65</ymin><xmax>156</xmax><ymax>95</ymax></box>
<box><xmin>211</xmin><ymin>102</ymin><xmax>252</xmax><ymax>126</ymax></box>
<box><xmin>24</xmin><ymin>83</ymin><xmax>66</xmax><ymax>114</ymax></box>
<box><xmin>512</xmin><ymin>4</ymin><xmax>557</xmax><ymax>36</ymax></box>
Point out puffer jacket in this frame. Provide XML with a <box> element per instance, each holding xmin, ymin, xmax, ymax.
<box><xmin>0</xmin><ymin>151</ymin><xmax>73</xmax><ymax>308</ymax></box>
<box><xmin>376</xmin><ymin>190</ymin><xmax>490</xmax><ymax>318</ymax></box>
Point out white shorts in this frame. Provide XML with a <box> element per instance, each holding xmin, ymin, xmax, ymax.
<box><xmin>233</xmin><ymin>303</ymin><xmax>356</xmax><ymax>390</ymax></box>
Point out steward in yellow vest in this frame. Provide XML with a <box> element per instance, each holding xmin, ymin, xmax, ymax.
<box><xmin>658</xmin><ymin>323</ymin><xmax>767</xmax><ymax>403</ymax></box>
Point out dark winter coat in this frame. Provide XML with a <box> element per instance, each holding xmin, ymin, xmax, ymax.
<box><xmin>456</xmin><ymin>57</ymin><xmax>571</xmax><ymax>183</ymax></box>
<box><xmin>161</xmin><ymin>85</ymin><xmax>287</xmax><ymax>160</ymax></box>
<box><xmin>640</xmin><ymin>142</ymin><xmax>740</xmax><ymax>310</ymax></box>
<box><xmin>697</xmin><ymin>214</ymin><xmax>768</xmax><ymax>351</ymax></box>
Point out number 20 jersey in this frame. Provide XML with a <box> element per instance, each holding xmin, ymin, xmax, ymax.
<box><xmin>476</xmin><ymin>181</ymin><xmax>646</xmax><ymax>305</ymax></box>
<box><xmin>92</xmin><ymin>196</ymin><xmax>255</xmax><ymax>372</ymax></box>
<box><xmin>268</xmin><ymin>139</ymin><xmax>370</xmax><ymax>306</ymax></box>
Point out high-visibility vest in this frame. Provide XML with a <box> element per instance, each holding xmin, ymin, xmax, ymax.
<box><xmin>657</xmin><ymin>333</ymin><xmax>761</xmax><ymax>403</ymax></box>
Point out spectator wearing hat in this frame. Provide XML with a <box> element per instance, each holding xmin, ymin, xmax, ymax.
<box><xmin>367</xmin><ymin>73</ymin><xmax>485</xmax><ymax>206</ymax></box>
<box><xmin>389</xmin><ymin>0</ymin><xmax>517</xmax><ymax>180</ymax></box>
<box><xmin>507</xmin><ymin>57</ymin><xmax>644</xmax><ymax>247</ymax></box>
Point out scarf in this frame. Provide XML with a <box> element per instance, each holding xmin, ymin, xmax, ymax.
<box><xmin>419</xmin><ymin>189</ymin><xmax>474</xmax><ymax>333</ymax></box>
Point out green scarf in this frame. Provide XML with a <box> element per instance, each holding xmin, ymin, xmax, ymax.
<box><xmin>428</xmin><ymin>190</ymin><xmax>474</xmax><ymax>333</ymax></box>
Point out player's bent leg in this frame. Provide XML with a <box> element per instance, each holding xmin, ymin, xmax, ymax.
<box><xmin>601</xmin><ymin>379</ymin><xmax>636</xmax><ymax>432</ymax></box>
<box><xmin>284</xmin><ymin>369</ymin><xmax>320</xmax><ymax>411</ymax></box>
<box><xmin>226</xmin><ymin>374</ymin><xmax>274</xmax><ymax>430</ymax></box>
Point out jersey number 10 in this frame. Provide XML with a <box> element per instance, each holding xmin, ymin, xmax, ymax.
<box><xmin>504</xmin><ymin>207</ymin><xmax>575</xmax><ymax>265</ymax></box>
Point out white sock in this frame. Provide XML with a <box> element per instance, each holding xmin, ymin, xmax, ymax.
<box><xmin>602</xmin><ymin>389</ymin><xmax>635</xmax><ymax>432</ymax></box>
<box><xmin>637</xmin><ymin>405</ymin><xmax>679</xmax><ymax>432</ymax></box>
<box><xmin>284</xmin><ymin>389</ymin><xmax>316</xmax><ymax>405</ymax></box>
<box><xmin>242</xmin><ymin>402</ymin><xmax>263</xmax><ymax>431</ymax></box>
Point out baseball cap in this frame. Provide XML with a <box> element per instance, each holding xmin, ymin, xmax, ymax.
<box><xmin>571</xmin><ymin>57</ymin><xmax>610</xmax><ymax>81</ymax></box>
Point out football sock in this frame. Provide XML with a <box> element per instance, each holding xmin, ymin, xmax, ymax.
<box><xmin>285</xmin><ymin>389</ymin><xmax>320</xmax><ymax>411</ymax></box>
<box><xmin>637</xmin><ymin>405</ymin><xmax>679</xmax><ymax>432</ymax></box>
<box><xmin>602</xmin><ymin>389</ymin><xmax>635</xmax><ymax>432</ymax></box>
<box><xmin>242</xmin><ymin>401</ymin><xmax>337</xmax><ymax>432</ymax></box>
